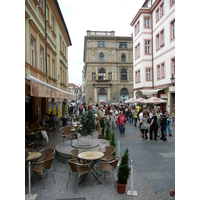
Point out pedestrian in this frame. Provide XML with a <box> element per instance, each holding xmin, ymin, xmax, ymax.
<box><xmin>127</xmin><ymin>107</ymin><xmax>133</xmax><ymax>125</ymax></box>
<box><xmin>117</xmin><ymin>111</ymin><xmax>127</xmax><ymax>136</ymax></box>
<box><xmin>149</xmin><ymin>111</ymin><xmax>158</xmax><ymax>141</ymax></box>
<box><xmin>155</xmin><ymin>108</ymin><xmax>161</xmax><ymax>137</ymax></box>
<box><xmin>159</xmin><ymin>114</ymin><xmax>167</xmax><ymax>141</ymax></box>
<box><xmin>138</xmin><ymin>108</ymin><xmax>143</xmax><ymax>130</ymax></box>
<box><xmin>133</xmin><ymin>106</ymin><xmax>138</xmax><ymax>128</ymax></box>
<box><xmin>140</xmin><ymin>109</ymin><xmax>150</xmax><ymax>141</ymax></box>
<box><xmin>164</xmin><ymin>110</ymin><xmax>172</xmax><ymax>136</ymax></box>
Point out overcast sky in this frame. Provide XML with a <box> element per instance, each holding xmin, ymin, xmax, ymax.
<box><xmin>57</xmin><ymin>0</ymin><xmax>144</xmax><ymax>86</ymax></box>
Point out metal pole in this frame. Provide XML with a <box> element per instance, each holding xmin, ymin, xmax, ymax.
<box><xmin>28</xmin><ymin>161</ymin><xmax>31</xmax><ymax>194</ymax></box>
<box><xmin>127</xmin><ymin>159</ymin><xmax>137</xmax><ymax>196</ymax></box>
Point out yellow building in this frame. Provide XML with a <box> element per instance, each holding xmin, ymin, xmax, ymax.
<box><xmin>25</xmin><ymin>0</ymin><xmax>74</xmax><ymax>124</ymax></box>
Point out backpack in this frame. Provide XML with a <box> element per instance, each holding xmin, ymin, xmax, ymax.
<box><xmin>129</xmin><ymin>112</ymin><xmax>132</xmax><ymax>117</ymax></box>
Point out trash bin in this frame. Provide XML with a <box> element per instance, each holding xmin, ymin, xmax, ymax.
<box><xmin>62</xmin><ymin>117</ymin><xmax>67</xmax><ymax>126</ymax></box>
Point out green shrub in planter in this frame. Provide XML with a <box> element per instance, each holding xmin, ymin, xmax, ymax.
<box><xmin>77</xmin><ymin>110</ymin><xmax>96</xmax><ymax>136</ymax></box>
<box><xmin>105</xmin><ymin>126</ymin><xmax>111</xmax><ymax>140</ymax></box>
<box><xmin>109</xmin><ymin>130</ymin><xmax>116</xmax><ymax>156</ymax></box>
<box><xmin>117</xmin><ymin>148</ymin><xmax>130</xmax><ymax>184</ymax></box>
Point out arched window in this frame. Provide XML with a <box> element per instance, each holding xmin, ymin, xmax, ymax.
<box><xmin>120</xmin><ymin>88</ymin><xmax>129</xmax><ymax>102</ymax></box>
<box><xmin>121</xmin><ymin>54</ymin><xmax>126</xmax><ymax>62</ymax></box>
<box><xmin>99</xmin><ymin>53</ymin><xmax>104</xmax><ymax>62</ymax></box>
<box><xmin>98</xmin><ymin>88</ymin><xmax>107</xmax><ymax>102</ymax></box>
<box><xmin>98</xmin><ymin>68</ymin><xmax>106</xmax><ymax>80</ymax></box>
<box><xmin>120</xmin><ymin>68</ymin><xmax>127</xmax><ymax>80</ymax></box>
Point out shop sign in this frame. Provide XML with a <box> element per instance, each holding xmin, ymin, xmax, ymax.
<box><xmin>160</xmin><ymin>94</ymin><xmax>167</xmax><ymax>98</ymax></box>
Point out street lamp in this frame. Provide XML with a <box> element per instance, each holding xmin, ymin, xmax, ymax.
<box><xmin>170</xmin><ymin>74</ymin><xmax>175</xmax><ymax>86</ymax></box>
<box><xmin>75</xmin><ymin>88</ymin><xmax>78</xmax><ymax>105</ymax></box>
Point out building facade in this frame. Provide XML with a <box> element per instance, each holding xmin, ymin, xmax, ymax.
<box><xmin>25</xmin><ymin>0</ymin><xmax>74</xmax><ymax>123</ymax></box>
<box><xmin>130</xmin><ymin>0</ymin><xmax>175</xmax><ymax>114</ymax></box>
<box><xmin>83</xmin><ymin>31</ymin><xmax>133</xmax><ymax>104</ymax></box>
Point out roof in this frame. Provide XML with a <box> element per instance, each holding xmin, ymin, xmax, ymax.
<box><xmin>55</xmin><ymin>0</ymin><xmax>72</xmax><ymax>46</ymax></box>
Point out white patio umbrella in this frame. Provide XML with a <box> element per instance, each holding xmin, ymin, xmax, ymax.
<box><xmin>135</xmin><ymin>98</ymin><xmax>147</xmax><ymax>104</ymax></box>
<box><xmin>125</xmin><ymin>98</ymin><xmax>137</xmax><ymax>103</ymax></box>
<box><xmin>146</xmin><ymin>97</ymin><xmax>167</xmax><ymax>103</ymax></box>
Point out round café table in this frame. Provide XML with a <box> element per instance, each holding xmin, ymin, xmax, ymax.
<box><xmin>78</xmin><ymin>151</ymin><xmax>104</xmax><ymax>184</ymax></box>
<box><xmin>26</xmin><ymin>152</ymin><xmax>42</xmax><ymax>194</ymax></box>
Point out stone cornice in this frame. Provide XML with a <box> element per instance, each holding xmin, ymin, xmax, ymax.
<box><xmin>86</xmin><ymin>36</ymin><xmax>132</xmax><ymax>41</ymax></box>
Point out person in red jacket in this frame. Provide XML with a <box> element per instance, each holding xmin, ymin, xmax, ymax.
<box><xmin>117</xmin><ymin>111</ymin><xmax>127</xmax><ymax>136</ymax></box>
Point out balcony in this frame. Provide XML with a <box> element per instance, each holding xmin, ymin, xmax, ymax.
<box><xmin>92</xmin><ymin>79</ymin><xmax>112</xmax><ymax>86</ymax></box>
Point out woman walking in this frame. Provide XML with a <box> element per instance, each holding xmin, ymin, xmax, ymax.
<box><xmin>133</xmin><ymin>106</ymin><xmax>138</xmax><ymax>128</ymax></box>
<box><xmin>140</xmin><ymin>109</ymin><xmax>150</xmax><ymax>142</ymax></box>
<box><xmin>117</xmin><ymin>111</ymin><xmax>126</xmax><ymax>136</ymax></box>
<box><xmin>127</xmin><ymin>107</ymin><xmax>133</xmax><ymax>125</ymax></box>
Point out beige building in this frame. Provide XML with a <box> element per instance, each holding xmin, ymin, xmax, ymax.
<box><xmin>83</xmin><ymin>31</ymin><xmax>133</xmax><ymax>104</ymax></box>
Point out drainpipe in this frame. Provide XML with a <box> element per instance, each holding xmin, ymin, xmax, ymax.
<box><xmin>151</xmin><ymin>0</ymin><xmax>154</xmax><ymax>90</ymax></box>
<box><xmin>44</xmin><ymin>0</ymin><xmax>47</xmax><ymax>75</ymax></box>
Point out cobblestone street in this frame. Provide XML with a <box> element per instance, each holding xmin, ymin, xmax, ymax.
<box><xmin>26</xmin><ymin>121</ymin><xmax>175</xmax><ymax>200</ymax></box>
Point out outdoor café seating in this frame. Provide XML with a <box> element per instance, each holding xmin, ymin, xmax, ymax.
<box><xmin>66</xmin><ymin>159</ymin><xmax>92</xmax><ymax>194</ymax></box>
<box><xmin>99</xmin><ymin>146</ymin><xmax>115</xmax><ymax>162</ymax></box>
<box><xmin>99</xmin><ymin>156</ymin><xmax>120</xmax><ymax>189</ymax></box>
<box><xmin>60</xmin><ymin>126</ymin><xmax>75</xmax><ymax>146</ymax></box>
<box><xmin>32</xmin><ymin>157</ymin><xmax>55</xmax><ymax>190</ymax></box>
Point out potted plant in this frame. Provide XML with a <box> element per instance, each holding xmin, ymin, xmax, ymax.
<box><xmin>109</xmin><ymin>130</ymin><xmax>116</xmax><ymax>156</ymax></box>
<box><xmin>105</xmin><ymin>126</ymin><xmax>111</xmax><ymax>140</ymax></box>
<box><xmin>77</xmin><ymin>110</ymin><xmax>96</xmax><ymax>145</ymax></box>
<box><xmin>116</xmin><ymin>148</ymin><xmax>131</xmax><ymax>193</ymax></box>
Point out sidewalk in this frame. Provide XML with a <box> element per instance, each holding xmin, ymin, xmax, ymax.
<box><xmin>26</xmin><ymin>122</ymin><xmax>175</xmax><ymax>200</ymax></box>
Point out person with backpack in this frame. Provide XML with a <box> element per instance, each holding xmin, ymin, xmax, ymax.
<box><xmin>140</xmin><ymin>109</ymin><xmax>150</xmax><ymax>142</ymax></box>
<box><xmin>133</xmin><ymin>106</ymin><xmax>138</xmax><ymax>128</ymax></box>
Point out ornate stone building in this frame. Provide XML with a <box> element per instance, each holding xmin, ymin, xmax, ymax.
<box><xmin>83</xmin><ymin>31</ymin><xmax>133</xmax><ymax>104</ymax></box>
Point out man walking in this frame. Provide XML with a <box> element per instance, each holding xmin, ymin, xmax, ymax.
<box><xmin>117</xmin><ymin>111</ymin><xmax>126</xmax><ymax>136</ymax></box>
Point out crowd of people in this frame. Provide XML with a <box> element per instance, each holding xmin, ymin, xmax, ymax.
<box><xmin>68</xmin><ymin>101</ymin><xmax>174</xmax><ymax>141</ymax></box>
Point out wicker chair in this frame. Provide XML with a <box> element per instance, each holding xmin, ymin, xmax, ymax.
<box><xmin>32</xmin><ymin>157</ymin><xmax>55</xmax><ymax>190</ymax></box>
<box><xmin>99</xmin><ymin>156</ymin><xmax>120</xmax><ymax>189</ymax></box>
<box><xmin>99</xmin><ymin>146</ymin><xmax>115</xmax><ymax>162</ymax></box>
<box><xmin>25</xmin><ymin>140</ymin><xmax>37</xmax><ymax>149</ymax></box>
<box><xmin>60</xmin><ymin>126</ymin><xmax>75</xmax><ymax>146</ymax></box>
<box><xmin>66</xmin><ymin>159</ymin><xmax>92</xmax><ymax>194</ymax></box>
<box><xmin>71</xmin><ymin>149</ymin><xmax>86</xmax><ymax>164</ymax></box>
<box><xmin>35</xmin><ymin>148</ymin><xmax>56</xmax><ymax>170</ymax></box>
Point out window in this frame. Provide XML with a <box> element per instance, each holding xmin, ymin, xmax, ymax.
<box><xmin>171</xmin><ymin>58</ymin><xmax>175</xmax><ymax>74</ymax></box>
<box><xmin>156</xmin><ymin>9</ymin><xmax>159</xmax><ymax>21</ymax></box>
<box><xmin>135</xmin><ymin>71</ymin><xmax>138</xmax><ymax>83</ymax></box>
<box><xmin>52</xmin><ymin>59</ymin><xmax>55</xmax><ymax>78</ymax></box>
<box><xmin>171</xmin><ymin>20</ymin><xmax>175</xmax><ymax>39</ymax></box>
<box><xmin>157</xmin><ymin>65</ymin><xmax>160</xmax><ymax>79</ymax></box>
<box><xmin>145</xmin><ymin>40</ymin><xmax>151</xmax><ymax>54</ymax></box>
<box><xmin>121</xmin><ymin>54</ymin><xmax>126</xmax><ymax>62</ymax></box>
<box><xmin>138</xmin><ymin>43</ymin><xmax>140</xmax><ymax>57</ymax></box>
<box><xmin>160</xmin><ymin>3</ymin><xmax>164</xmax><ymax>17</ymax></box>
<box><xmin>51</xmin><ymin>15</ymin><xmax>54</xmax><ymax>30</ymax></box>
<box><xmin>146</xmin><ymin>68</ymin><xmax>151</xmax><ymax>81</ymax></box>
<box><xmin>97</xmin><ymin>41</ymin><xmax>105</xmax><ymax>47</ymax></box>
<box><xmin>108</xmin><ymin>72</ymin><xmax>112</xmax><ymax>80</ymax></box>
<box><xmin>40</xmin><ymin>47</ymin><xmax>43</xmax><ymax>71</ymax></box>
<box><xmin>120</xmin><ymin>68</ymin><xmax>127</xmax><ymax>81</ymax></box>
<box><xmin>161</xmin><ymin>30</ymin><xmax>164</xmax><ymax>46</ymax></box>
<box><xmin>156</xmin><ymin>34</ymin><xmax>160</xmax><ymax>49</ymax></box>
<box><xmin>170</xmin><ymin>0</ymin><xmax>175</xmax><ymax>6</ymax></box>
<box><xmin>162</xmin><ymin>63</ymin><xmax>165</xmax><ymax>77</ymax></box>
<box><xmin>92</xmin><ymin>72</ymin><xmax>96</xmax><ymax>81</ymax></box>
<box><xmin>99</xmin><ymin>53</ymin><xmax>104</xmax><ymax>62</ymax></box>
<box><xmin>135</xmin><ymin>21</ymin><xmax>140</xmax><ymax>35</ymax></box>
<box><xmin>135</xmin><ymin>46</ymin><xmax>137</xmax><ymax>58</ymax></box>
<box><xmin>138</xmin><ymin>70</ymin><xmax>140</xmax><ymax>82</ymax></box>
<box><xmin>156</xmin><ymin>30</ymin><xmax>164</xmax><ymax>50</ymax></box>
<box><xmin>31</xmin><ymin>37</ymin><xmax>35</xmax><ymax>67</ymax></box>
<box><xmin>144</xmin><ymin>17</ymin><xmax>150</xmax><ymax>28</ymax></box>
<box><xmin>98</xmin><ymin>68</ymin><xmax>106</xmax><ymax>80</ymax></box>
<box><xmin>39</xmin><ymin>0</ymin><xmax>42</xmax><ymax>8</ymax></box>
<box><xmin>119</xmin><ymin>42</ymin><xmax>127</xmax><ymax>48</ymax></box>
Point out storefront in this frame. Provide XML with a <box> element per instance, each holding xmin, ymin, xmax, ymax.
<box><xmin>25</xmin><ymin>74</ymin><xmax>74</xmax><ymax>124</ymax></box>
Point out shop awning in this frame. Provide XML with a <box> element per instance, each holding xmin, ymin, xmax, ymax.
<box><xmin>135</xmin><ymin>87</ymin><xmax>168</xmax><ymax>97</ymax></box>
<box><xmin>25</xmin><ymin>74</ymin><xmax>75</xmax><ymax>100</ymax></box>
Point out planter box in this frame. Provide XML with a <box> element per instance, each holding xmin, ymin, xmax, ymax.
<box><xmin>77</xmin><ymin>133</ymin><xmax>92</xmax><ymax>146</ymax></box>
